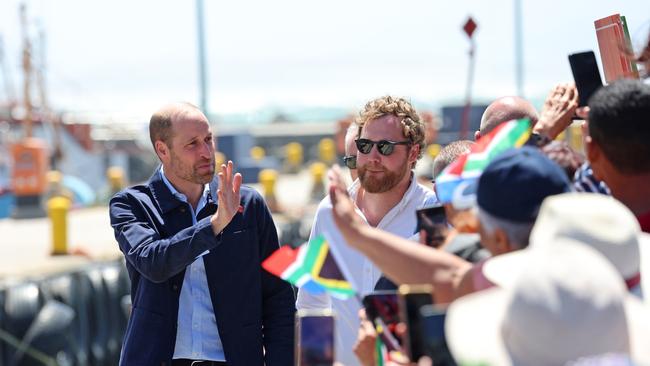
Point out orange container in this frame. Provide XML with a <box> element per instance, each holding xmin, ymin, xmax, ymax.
<box><xmin>11</xmin><ymin>138</ymin><xmax>49</xmax><ymax>196</ymax></box>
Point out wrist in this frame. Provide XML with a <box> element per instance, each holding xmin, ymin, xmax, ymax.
<box><xmin>529</xmin><ymin>131</ymin><xmax>552</xmax><ymax>147</ymax></box>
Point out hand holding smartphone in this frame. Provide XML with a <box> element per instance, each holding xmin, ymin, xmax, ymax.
<box><xmin>416</xmin><ymin>205</ymin><xmax>448</xmax><ymax>248</ymax></box>
<box><xmin>362</xmin><ymin>291</ymin><xmax>402</xmax><ymax>350</ymax></box>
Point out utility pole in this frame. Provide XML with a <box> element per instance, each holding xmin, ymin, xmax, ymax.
<box><xmin>196</xmin><ymin>0</ymin><xmax>209</xmax><ymax>117</ymax></box>
<box><xmin>514</xmin><ymin>0</ymin><xmax>524</xmax><ymax>97</ymax></box>
<box><xmin>460</xmin><ymin>17</ymin><xmax>477</xmax><ymax>140</ymax></box>
<box><xmin>36</xmin><ymin>24</ymin><xmax>63</xmax><ymax>168</ymax></box>
<box><xmin>20</xmin><ymin>3</ymin><xmax>33</xmax><ymax>138</ymax></box>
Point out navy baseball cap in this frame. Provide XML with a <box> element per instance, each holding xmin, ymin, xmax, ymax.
<box><xmin>477</xmin><ymin>146</ymin><xmax>572</xmax><ymax>223</ymax></box>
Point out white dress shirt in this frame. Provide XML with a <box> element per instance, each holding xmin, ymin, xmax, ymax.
<box><xmin>160</xmin><ymin>168</ymin><xmax>226</xmax><ymax>362</ymax></box>
<box><xmin>296</xmin><ymin>175</ymin><xmax>436</xmax><ymax>365</ymax></box>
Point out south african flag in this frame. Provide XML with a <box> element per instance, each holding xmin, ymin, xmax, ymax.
<box><xmin>262</xmin><ymin>235</ymin><xmax>356</xmax><ymax>299</ymax></box>
<box><xmin>435</xmin><ymin>118</ymin><xmax>532</xmax><ymax>204</ymax></box>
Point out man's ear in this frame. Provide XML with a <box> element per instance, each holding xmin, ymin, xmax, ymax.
<box><xmin>474</xmin><ymin>130</ymin><xmax>481</xmax><ymax>141</ymax></box>
<box><xmin>154</xmin><ymin>140</ymin><xmax>170</xmax><ymax>162</ymax></box>
<box><xmin>493</xmin><ymin>228</ymin><xmax>511</xmax><ymax>255</ymax></box>
<box><xmin>409</xmin><ymin>143</ymin><xmax>420</xmax><ymax>164</ymax></box>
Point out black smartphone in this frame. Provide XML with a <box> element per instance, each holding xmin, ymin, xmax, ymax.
<box><xmin>362</xmin><ymin>291</ymin><xmax>402</xmax><ymax>349</ymax></box>
<box><xmin>398</xmin><ymin>284</ymin><xmax>434</xmax><ymax>362</ymax></box>
<box><xmin>296</xmin><ymin>309</ymin><xmax>335</xmax><ymax>366</ymax></box>
<box><xmin>419</xmin><ymin>305</ymin><xmax>455</xmax><ymax>366</ymax></box>
<box><xmin>416</xmin><ymin>204</ymin><xmax>448</xmax><ymax>248</ymax></box>
<box><xmin>568</xmin><ymin>51</ymin><xmax>604</xmax><ymax>107</ymax></box>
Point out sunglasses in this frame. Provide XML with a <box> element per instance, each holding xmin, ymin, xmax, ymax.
<box><xmin>355</xmin><ymin>138</ymin><xmax>411</xmax><ymax>156</ymax></box>
<box><xmin>342</xmin><ymin>155</ymin><xmax>357</xmax><ymax>170</ymax></box>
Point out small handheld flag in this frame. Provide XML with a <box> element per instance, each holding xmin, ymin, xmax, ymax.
<box><xmin>435</xmin><ymin>118</ymin><xmax>532</xmax><ymax>205</ymax></box>
<box><xmin>262</xmin><ymin>235</ymin><xmax>356</xmax><ymax>299</ymax></box>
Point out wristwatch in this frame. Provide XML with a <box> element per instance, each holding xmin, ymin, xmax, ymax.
<box><xmin>529</xmin><ymin>132</ymin><xmax>552</xmax><ymax>147</ymax></box>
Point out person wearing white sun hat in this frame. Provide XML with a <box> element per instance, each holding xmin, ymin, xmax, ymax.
<box><xmin>482</xmin><ymin>192</ymin><xmax>650</xmax><ymax>299</ymax></box>
<box><xmin>445</xmin><ymin>242</ymin><xmax>650</xmax><ymax>366</ymax></box>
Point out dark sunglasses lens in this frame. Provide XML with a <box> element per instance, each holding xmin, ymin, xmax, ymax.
<box><xmin>344</xmin><ymin>156</ymin><xmax>357</xmax><ymax>169</ymax></box>
<box><xmin>356</xmin><ymin>139</ymin><xmax>373</xmax><ymax>154</ymax></box>
<box><xmin>377</xmin><ymin>141</ymin><xmax>395</xmax><ymax>155</ymax></box>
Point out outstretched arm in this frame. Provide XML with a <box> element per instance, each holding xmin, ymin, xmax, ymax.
<box><xmin>328</xmin><ymin>166</ymin><xmax>471</xmax><ymax>303</ymax></box>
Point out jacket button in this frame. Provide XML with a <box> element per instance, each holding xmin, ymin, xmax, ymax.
<box><xmin>172</xmin><ymin>284</ymin><xmax>179</xmax><ymax>291</ymax></box>
<box><xmin>179</xmin><ymin>207</ymin><xmax>186</xmax><ymax>213</ymax></box>
<box><xmin>161</xmin><ymin>362</ymin><xmax>167</xmax><ymax>366</ymax></box>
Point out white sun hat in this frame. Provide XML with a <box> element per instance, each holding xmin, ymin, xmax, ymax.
<box><xmin>482</xmin><ymin>193</ymin><xmax>649</xmax><ymax>296</ymax></box>
<box><xmin>445</xmin><ymin>242</ymin><xmax>650</xmax><ymax>366</ymax></box>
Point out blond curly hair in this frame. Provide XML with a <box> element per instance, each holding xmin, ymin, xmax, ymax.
<box><xmin>356</xmin><ymin>95</ymin><xmax>425</xmax><ymax>160</ymax></box>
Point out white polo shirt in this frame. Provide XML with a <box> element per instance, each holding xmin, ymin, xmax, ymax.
<box><xmin>296</xmin><ymin>175</ymin><xmax>436</xmax><ymax>366</ymax></box>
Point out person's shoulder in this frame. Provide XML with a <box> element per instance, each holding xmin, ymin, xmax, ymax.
<box><xmin>315</xmin><ymin>194</ymin><xmax>333</xmax><ymax>212</ymax></box>
<box><xmin>111</xmin><ymin>182</ymin><xmax>152</xmax><ymax>202</ymax></box>
<box><xmin>412</xmin><ymin>182</ymin><xmax>437</xmax><ymax>204</ymax></box>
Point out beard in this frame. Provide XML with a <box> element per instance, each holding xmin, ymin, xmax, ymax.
<box><xmin>358</xmin><ymin>161</ymin><xmax>410</xmax><ymax>193</ymax></box>
<box><xmin>169</xmin><ymin>150</ymin><xmax>215</xmax><ymax>185</ymax></box>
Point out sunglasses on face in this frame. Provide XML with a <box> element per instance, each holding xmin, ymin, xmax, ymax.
<box><xmin>355</xmin><ymin>138</ymin><xmax>411</xmax><ymax>156</ymax></box>
<box><xmin>342</xmin><ymin>155</ymin><xmax>357</xmax><ymax>170</ymax></box>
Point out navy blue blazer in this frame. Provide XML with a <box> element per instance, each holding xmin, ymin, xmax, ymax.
<box><xmin>109</xmin><ymin>170</ymin><xmax>295</xmax><ymax>366</ymax></box>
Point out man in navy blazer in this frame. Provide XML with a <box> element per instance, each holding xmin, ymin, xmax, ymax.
<box><xmin>109</xmin><ymin>102</ymin><xmax>295</xmax><ymax>366</ymax></box>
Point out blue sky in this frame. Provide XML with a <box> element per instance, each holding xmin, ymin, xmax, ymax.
<box><xmin>0</xmin><ymin>0</ymin><xmax>648</xmax><ymax>124</ymax></box>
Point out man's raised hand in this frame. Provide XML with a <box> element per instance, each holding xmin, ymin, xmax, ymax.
<box><xmin>211</xmin><ymin>161</ymin><xmax>243</xmax><ymax>235</ymax></box>
<box><xmin>533</xmin><ymin>82</ymin><xmax>579</xmax><ymax>139</ymax></box>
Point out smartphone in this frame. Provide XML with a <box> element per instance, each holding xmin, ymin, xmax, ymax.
<box><xmin>362</xmin><ymin>291</ymin><xmax>402</xmax><ymax>350</ymax></box>
<box><xmin>295</xmin><ymin>309</ymin><xmax>335</xmax><ymax>366</ymax></box>
<box><xmin>419</xmin><ymin>305</ymin><xmax>455</xmax><ymax>366</ymax></box>
<box><xmin>398</xmin><ymin>284</ymin><xmax>434</xmax><ymax>362</ymax></box>
<box><xmin>416</xmin><ymin>205</ymin><xmax>448</xmax><ymax>248</ymax></box>
<box><xmin>568</xmin><ymin>51</ymin><xmax>604</xmax><ymax>107</ymax></box>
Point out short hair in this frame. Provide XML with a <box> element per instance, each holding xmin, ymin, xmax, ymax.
<box><xmin>432</xmin><ymin>140</ymin><xmax>474</xmax><ymax>179</ymax></box>
<box><xmin>356</xmin><ymin>96</ymin><xmax>425</xmax><ymax>159</ymax></box>
<box><xmin>480</xmin><ymin>96</ymin><xmax>539</xmax><ymax>135</ymax></box>
<box><xmin>588</xmin><ymin>79</ymin><xmax>650</xmax><ymax>174</ymax></box>
<box><xmin>477</xmin><ymin>206</ymin><xmax>534</xmax><ymax>249</ymax></box>
<box><xmin>149</xmin><ymin>102</ymin><xmax>202</xmax><ymax>148</ymax></box>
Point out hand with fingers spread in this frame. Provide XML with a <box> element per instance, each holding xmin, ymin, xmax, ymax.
<box><xmin>534</xmin><ymin>82</ymin><xmax>579</xmax><ymax>140</ymax></box>
<box><xmin>211</xmin><ymin>160</ymin><xmax>243</xmax><ymax>235</ymax></box>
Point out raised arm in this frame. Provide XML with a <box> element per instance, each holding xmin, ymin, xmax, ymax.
<box><xmin>110</xmin><ymin>161</ymin><xmax>242</xmax><ymax>283</ymax></box>
<box><xmin>328</xmin><ymin>166</ymin><xmax>472</xmax><ymax>303</ymax></box>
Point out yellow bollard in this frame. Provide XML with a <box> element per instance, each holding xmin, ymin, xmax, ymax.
<box><xmin>259</xmin><ymin>169</ymin><xmax>279</xmax><ymax>212</ymax></box>
<box><xmin>250</xmin><ymin>146</ymin><xmax>266</xmax><ymax>161</ymax></box>
<box><xmin>48</xmin><ymin>196</ymin><xmax>71</xmax><ymax>255</ymax></box>
<box><xmin>427</xmin><ymin>144</ymin><xmax>442</xmax><ymax>160</ymax></box>
<box><xmin>569</xmin><ymin>123</ymin><xmax>584</xmax><ymax>153</ymax></box>
<box><xmin>215</xmin><ymin>151</ymin><xmax>226</xmax><ymax>168</ymax></box>
<box><xmin>318</xmin><ymin>138</ymin><xmax>336</xmax><ymax>164</ymax></box>
<box><xmin>285</xmin><ymin>142</ymin><xmax>303</xmax><ymax>173</ymax></box>
<box><xmin>107</xmin><ymin>166</ymin><xmax>125</xmax><ymax>195</ymax></box>
<box><xmin>310</xmin><ymin>162</ymin><xmax>327</xmax><ymax>202</ymax></box>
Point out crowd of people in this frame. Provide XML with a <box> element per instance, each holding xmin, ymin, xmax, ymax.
<box><xmin>108</xmin><ymin>35</ymin><xmax>650</xmax><ymax>366</ymax></box>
